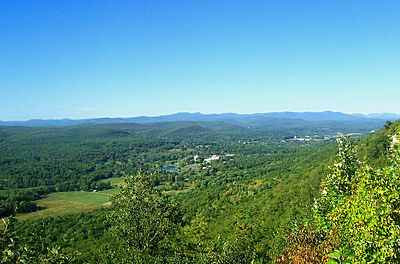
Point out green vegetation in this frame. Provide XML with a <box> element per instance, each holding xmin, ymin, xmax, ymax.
<box><xmin>17</xmin><ymin>191</ymin><xmax>111</xmax><ymax>221</ymax></box>
<box><xmin>1</xmin><ymin>216</ymin><xmax>78</xmax><ymax>263</ymax></box>
<box><xmin>1</xmin><ymin>120</ymin><xmax>398</xmax><ymax>263</ymax></box>
<box><xmin>106</xmin><ymin>173</ymin><xmax>184</xmax><ymax>263</ymax></box>
<box><xmin>281</xmin><ymin>121</ymin><xmax>400</xmax><ymax>263</ymax></box>
<box><xmin>1</xmin><ymin>121</ymin><xmax>343</xmax><ymax>218</ymax></box>
<box><xmin>97</xmin><ymin>177</ymin><xmax>124</xmax><ymax>187</ymax></box>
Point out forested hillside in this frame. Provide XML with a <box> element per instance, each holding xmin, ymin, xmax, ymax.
<box><xmin>280</xmin><ymin>121</ymin><xmax>400</xmax><ymax>263</ymax></box>
<box><xmin>1</xmin><ymin>120</ymin><xmax>362</xmax><ymax>218</ymax></box>
<box><xmin>1</xmin><ymin>120</ymin><xmax>399</xmax><ymax>263</ymax></box>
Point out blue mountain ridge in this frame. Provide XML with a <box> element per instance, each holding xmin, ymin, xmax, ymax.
<box><xmin>0</xmin><ymin>111</ymin><xmax>398</xmax><ymax>127</ymax></box>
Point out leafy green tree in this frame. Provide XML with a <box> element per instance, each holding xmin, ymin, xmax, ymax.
<box><xmin>283</xmin><ymin>132</ymin><xmax>400</xmax><ymax>263</ymax></box>
<box><xmin>313</xmin><ymin>137</ymin><xmax>359</xmax><ymax>231</ymax></box>
<box><xmin>326</xmin><ymin>144</ymin><xmax>400</xmax><ymax>263</ymax></box>
<box><xmin>107</xmin><ymin>171</ymin><xmax>184</xmax><ymax>263</ymax></box>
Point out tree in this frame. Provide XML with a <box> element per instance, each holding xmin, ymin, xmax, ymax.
<box><xmin>107</xmin><ymin>171</ymin><xmax>184</xmax><ymax>263</ymax></box>
<box><xmin>313</xmin><ymin>137</ymin><xmax>359</xmax><ymax>232</ymax></box>
<box><xmin>282</xmin><ymin>135</ymin><xmax>400</xmax><ymax>263</ymax></box>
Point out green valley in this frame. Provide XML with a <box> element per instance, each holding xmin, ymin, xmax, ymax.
<box><xmin>1</xmin><ymin>119</ymin><xmax>398</xmax><ymax>263</ymax></box>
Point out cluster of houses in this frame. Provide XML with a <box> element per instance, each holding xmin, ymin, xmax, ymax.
<box><xmin>288</xmin><ymin>132</ymin><xmax>363</xmax><ymax>142</ymax></box>
<box><xmin>194</xmin><ymin>153</ymin><xmax>235</xmax><ymax>164</ymax></box>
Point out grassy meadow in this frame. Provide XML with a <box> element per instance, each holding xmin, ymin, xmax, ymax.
<box><xmin>16</xmin><ymin>177</ymin><xmax>124</xmax><ymax>221</ymax></box>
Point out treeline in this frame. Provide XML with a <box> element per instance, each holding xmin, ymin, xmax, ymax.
<box><xmin>0</xmin><ymin>186</ymin><xmax>54</xmax><ymax>217</ymax></box>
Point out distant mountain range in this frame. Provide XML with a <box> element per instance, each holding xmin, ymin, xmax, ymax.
<box><xmin>0</xmin><ymin>111</ymin><xmax>398</xmax><ymax>127</ymax></box>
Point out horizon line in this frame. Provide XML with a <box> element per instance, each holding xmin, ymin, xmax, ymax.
<box><xmin>1</xmin><ymin>110</ymin><xmax>399</xmax><ymax>122</ymax></box>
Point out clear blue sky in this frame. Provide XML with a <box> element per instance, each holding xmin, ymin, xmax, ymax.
<box><xmin>1</xmin><ymin>0</ymin><xmax>399</xmax><ymax>120</ymax></box>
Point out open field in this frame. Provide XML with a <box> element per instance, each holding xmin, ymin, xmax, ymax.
<box><xmin>98</xmin><ymin>177</ymin><xmax>125</xmax><ymax>186</ymax></box>
<box><xmin>99</xmin><ymin>187</ymin><xmax>120</xmax><ymax>196</ymax></box>
<box><xmin>17</xmin><ymin>190</ymin><xmax>112</xmax><ymax>221</ymax></box>
<box><xmin>15</xmin><ymin>178</ymin><xmax>126</xmax><ymax>220</ymax></box>
<box><xmin>11</xmin><ymin>177</ymin><xmax>188</xmax><ymax>221</ymax></box>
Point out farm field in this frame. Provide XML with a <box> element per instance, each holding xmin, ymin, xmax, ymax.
<box><xmin>98</xmin><ymin>177</ymin><xmax>125</xmax><ymax>187</ymax></box>
<box><xmin>16</xmin><ymin>178</ymin><xmax>125</xmax><ymax>220</ymax></box>
<box><xmin>17</xmin><ymin>190</ymin><xmax>112</xmax><ymax>221</ymax></box>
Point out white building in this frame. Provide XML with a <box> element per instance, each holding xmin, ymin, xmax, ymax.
<box><xmin>205</xmin><ymin>155</ymin><xmax>220</xmax><ymax>163</ymax></box>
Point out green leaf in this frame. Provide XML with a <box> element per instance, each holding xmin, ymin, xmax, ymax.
<box><xmin>328</xmin><ymin>251</ymin><xmax>341</xmax><ymax>260</ymax></box>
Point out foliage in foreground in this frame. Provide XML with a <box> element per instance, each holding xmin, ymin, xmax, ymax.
<box><xmin>1</xmin><ymin>215</ymin><xmax>78</xmax><ymax>263</ymax></box>
<box><xmin>105</xmin><ymin>172</ymin><xmax>184</xmax><ymax>263</ymax></box>
<box><xmin>101</xmin><ymin>172</ymin><xmax>260</xmax><ymax>263</ymax></box>
<box><xmin>281</xmin><ymin>123</ymin><xmax>400</xmax><ymax>263</ymax></box>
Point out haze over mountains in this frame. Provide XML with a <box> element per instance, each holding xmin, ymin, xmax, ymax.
<box><xmin>0</xmin><ymin>111</ymin><xmax>398</xmax><ymax>127</ymax></box>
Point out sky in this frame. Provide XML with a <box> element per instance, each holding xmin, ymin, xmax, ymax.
<box><xmin>1</xmin><ymin>0</ymin><xmax>400</xmax><ymax>120</ymax></box>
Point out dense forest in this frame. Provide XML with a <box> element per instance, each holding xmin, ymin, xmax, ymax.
<box><xmin>1</xmin><ymin>120</ymin><xmax>399</xmax><ymax>263</ymax></box>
